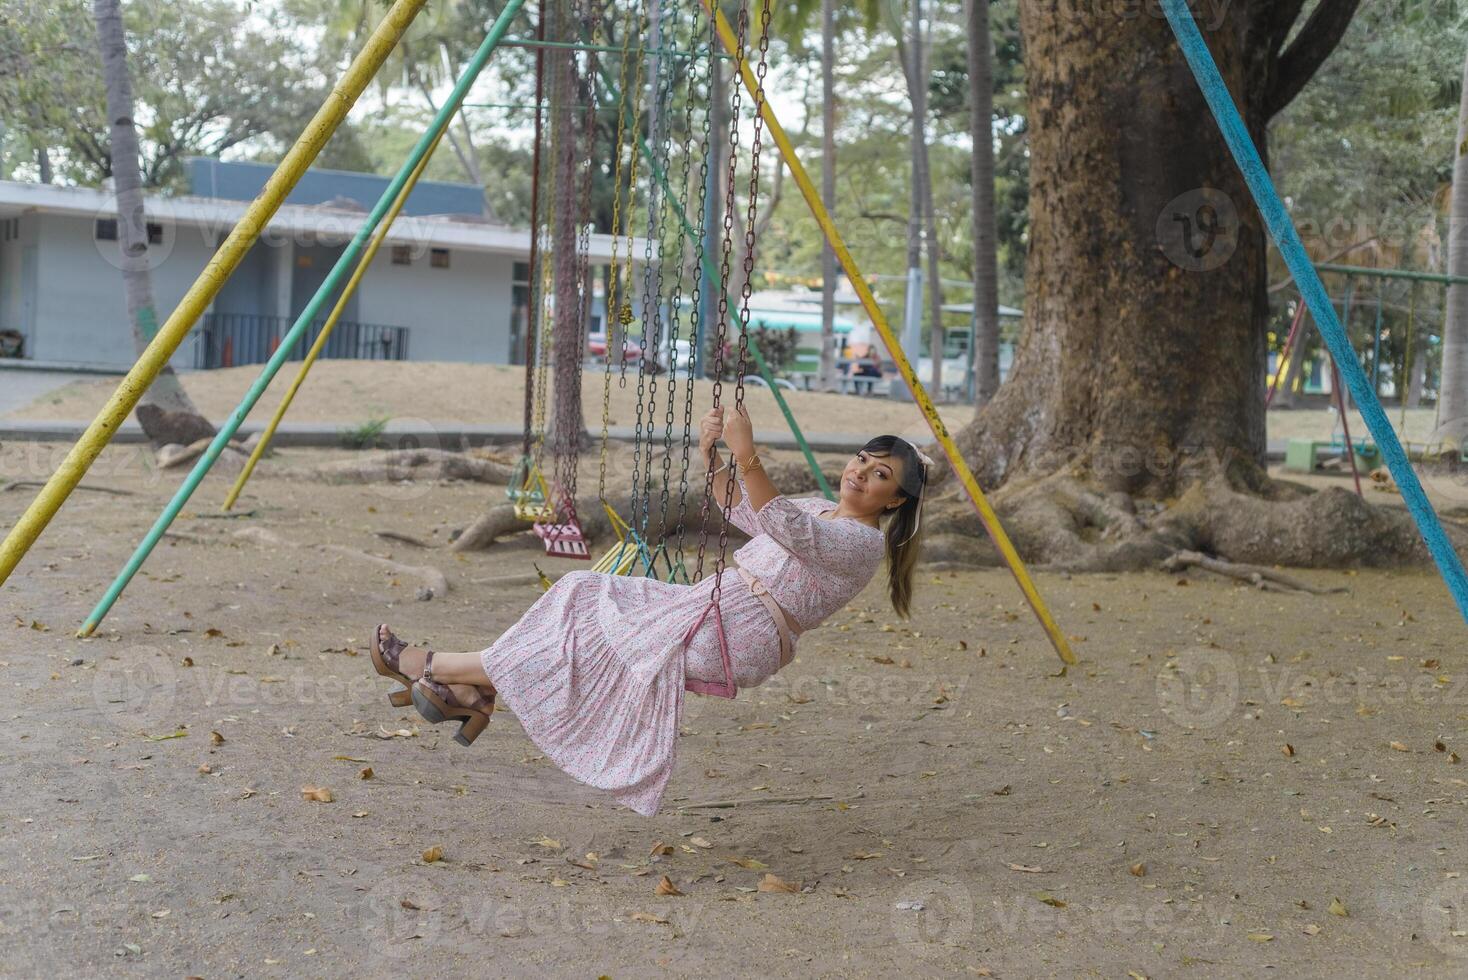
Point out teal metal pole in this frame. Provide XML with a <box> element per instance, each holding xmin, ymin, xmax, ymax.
<box><xmin>1316</xmin><ymin>263</ymin><xmax>1468</xmax><ymax>287</ymax></box>
<box><xmin>79</xmin><ymin>0</ymin><xmax>528</xmax><ymax>636</ymax></box>
<box><xmin>1371</xmin><ymin>285</ymin><xmax>1384</xmax><ymax>394</ymax></box>
<box><xmin>595</xmin><ymin>64</ymin><xmax>836</xmax><ymax>501</ymax></box>
<box><xmin>1161</xmin><ymin>0</ymin><xmax>1468</xmax><ymax>625</ymax></box>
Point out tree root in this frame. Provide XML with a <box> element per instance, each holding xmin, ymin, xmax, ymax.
<box><xmin>1160</xmin><ymin>550</ymin><xmax>1348</xmax><ymax>594</ymax></box>
<box><xmin>308</xmin><ymin>448</ymin><xmax>515</xmax><ymax>485</ymax></box>
<box><xmin>919</xmin><ymin>467</ymin><xmax>1467</xmax><ymax>572</ymax></box>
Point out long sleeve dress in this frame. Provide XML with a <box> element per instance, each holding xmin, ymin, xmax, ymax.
<box><xmin>477</xmin><ymin>487</ymin><xmax>886</xmax><ymax>815</ymax></box>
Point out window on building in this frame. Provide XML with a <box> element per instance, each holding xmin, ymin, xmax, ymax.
<box><xmin>513</xmin><ymin>261</ymin><xmax>529</xmax><ymax>283</ymax></box>
<box><xmin>95</xmin><ymin>219</ymin><xmax>118</xmax><ymax>241</ymax></box>
<box><xmin>430</xmin><ymin>248</ymin><xmax>451</xmax><ymax>269</ymax></box>
<box><xmin>147</xmin><ymin>223</ymin><xmax>163</xmax><ymax>245</ymax></box>
<box><xmin>391</xmin><ymin>245</ymin><xmax>412</xmax><ymax>266</ymax></box>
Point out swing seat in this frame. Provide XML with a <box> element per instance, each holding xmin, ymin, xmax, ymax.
<box><xmin>590</xmin><ymin>500</ymin><xmax>652</xmax><ymax>576</ymax></box>
<box><xmin>534</xmin><ymin>519</ymin><xmax>592</xmax><ymax>559</ymax></box>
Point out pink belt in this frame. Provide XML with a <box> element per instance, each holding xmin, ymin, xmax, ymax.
<box><xmin>682</xmin><ymin>567</ymin><xmax>802</xmax><ymax>701</ymax></box>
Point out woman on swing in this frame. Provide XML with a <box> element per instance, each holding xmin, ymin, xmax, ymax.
<box><xmin>369</xmin><ymin>404</ymin><xmax>930</xmax><ymax>816</ymax></box>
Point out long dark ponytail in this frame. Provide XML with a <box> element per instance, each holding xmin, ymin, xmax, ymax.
<box><xmin>859</xmin><ymin>435</ymin><xmax>927</xmax><ymax>619</ymax></box>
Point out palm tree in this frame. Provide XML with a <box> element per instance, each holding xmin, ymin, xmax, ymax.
<box><xmin>92</xmin><ymin>0</ymin><xmax>213</xmax><ymax>446</ymax></box>
<box><xmin>1439</xmin><ymin>44</ymin><xmax>1468</xmax><ymax>447</ymax></box>
<box><xmin>966</xmin><ymin>0</ymin><xmax>1000</xmax><ymax>404</ymax></box>
<box><xmin>818</xmin><ymin>0</ymin><xmax>839</xmax><ymax>391</ymax></box>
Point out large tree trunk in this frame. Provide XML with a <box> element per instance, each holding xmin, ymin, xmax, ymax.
<box><xmin>1438</xmin><ymin>44</ymin><xmax>1468</xmax><ymax>447</ymax></box>
<box><xmin>956</xmin><ymin>2</ymin><xmax>1306</xmax><ymax>496</ymax></box>
<box><xmin>921</xmin><ymin>1</ymin><xmax>1413</xmax><ymax>571</ymax></box>
<box><xmin>966</xmin><ymin>0</ymin><xmax>1000</xmax><ymax>405</ymax></box>
<box><xmin>818</xmin><ymin>0</ymin><xmax>838</xmax><ymax>392</ymax></box>
<box><xmin>93</xmin><ymin>0</ymin><xmax>214</xmax><ymax>447</ymax></box>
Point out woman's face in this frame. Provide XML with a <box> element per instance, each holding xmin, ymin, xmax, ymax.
<box><xmin>839</xmin><ymin>449</ymin><xmax>907</xmax><ymax>517</ymax></box>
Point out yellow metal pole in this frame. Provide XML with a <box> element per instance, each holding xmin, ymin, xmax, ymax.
<box><xmin>222</xmin><ymin>128</ymin><xmax>447</xmax><ymax>511</ymax></box>
<box><xmin>0</xmin><ymin>0</ymin><xmax>429</xmax><ymax>588</ymax></box>
<box><xmin>708</xmin><ymin>4</ymin><xmax>1076</xmax><ymax>666</ymax></box>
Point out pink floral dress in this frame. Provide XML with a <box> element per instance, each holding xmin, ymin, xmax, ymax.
<box><xmin>478</xmin><ymin>487</ymin><xmax>886</xmax><ymax>815</ymax></box>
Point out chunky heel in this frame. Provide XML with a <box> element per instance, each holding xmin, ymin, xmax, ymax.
<box><xmin>388</xmin><ymin>689</ymin><xmax>412</xmax><ymax>708</ymax></box>
<box><xmin>454</xmin><ymin>711</ymin><xmax>490</xmax><ymax>747</ymax></box>
<box><xmin>409</xmin><ymin>673</ymin><xmax>494</xmax><ymax>747</ymax></box>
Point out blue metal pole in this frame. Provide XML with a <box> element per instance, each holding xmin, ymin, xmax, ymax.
<box><xmin>1160</xmin><ymin>0</ymin><xmax>1468</xmax><ymax>624</ymax></box>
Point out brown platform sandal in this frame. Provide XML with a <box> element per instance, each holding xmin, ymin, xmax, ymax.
<box><xmin>370</xmin><ymin>624</ymin><xmax>428</xmax><ymax>708</ymax></box>
<box><xmin>409</xmin><ymin>652</ymin><xmax>495</xmax><ymax>747</ymax></box>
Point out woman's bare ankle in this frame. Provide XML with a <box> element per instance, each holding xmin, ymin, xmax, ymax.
<box><xmin>427</xmin><ymin>651</ymin><xmax>494</xmax><ymax>688</ymax></box>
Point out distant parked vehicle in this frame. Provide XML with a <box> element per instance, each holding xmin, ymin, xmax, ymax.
<box><xmin>742</xmin><ymin>373</ymin><xmax>797</xmax><ymax>391</ymax></box>
<box><xmin>587</xmin><ymin>332</ymin><xmax>642</xmax><ymax>363</ymax></box>
<box><xmin>657</xmin><ymin>339</ymin><xmax>695</xmax><ymax>376</ymax></box>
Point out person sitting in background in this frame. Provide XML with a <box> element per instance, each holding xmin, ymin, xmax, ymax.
<box><xmin>852</xmin><ymin>351</ymin><xmax>882</xmax><ymax>395</ymax></box>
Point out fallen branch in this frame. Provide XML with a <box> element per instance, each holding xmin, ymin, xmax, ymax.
<box><xmin>311</xmin><ymin>448</ymin><xmax>513</xmax><ymax>485</ymax></box>
<box><xmin>320</xmin><ymin>544</ymin><xmax>448</xmax><ymax>598</ymax></box>
<box><xmin>375</xmin><ymin>529</ymin><xmax>431</xmax><ymax>549</ymax></box>
<box><xmin>0</xmin><ymin>480</ymin><xmax>134</xmax><ymax>496</ymax></box>
<box><xmin>1161</xmin><ymin>550</ymin><xmax>1347</xmax><ymax>595</ymax></box>
<box><xmin>676</xmin><ymin>791</ymin><xmax>864</xmax><ymax>810</ymax></box>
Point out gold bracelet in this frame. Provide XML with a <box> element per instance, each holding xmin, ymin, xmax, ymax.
<box><xmin>741</xmin><ymin>453</ymin><xmax>763</xmax><ymax>472</ymax></box>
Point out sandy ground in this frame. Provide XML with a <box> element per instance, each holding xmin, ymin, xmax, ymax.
<box><xmin>10</xmin><ymin>360</ymin><xmax>1457</xmax><ymax>450</ymax></box>
<box><xmin>2</xmin><ymin>440</ymin><xmax>1468</xmax><ymax>977</ymax></box>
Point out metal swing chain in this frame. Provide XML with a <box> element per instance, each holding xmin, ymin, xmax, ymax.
<box><xmin>693</xmin><ymin>0</ymin><xmax>766</xmax><ymax>590</ymax></box>
<box><xmin>656</xmin><ymin>0</ymin><xmax>703</xmax><ymax>559</ymax></box>
<box><xmin>598</xmin><ymin>0</ymin><xmax>642</xmax><ymax>502</ymax></box>
<box><xmin>617</xmin><ymin>2</ymin><xmax>651</xmax><ymax>393</ymax></box>
<box><xmin>531</xmin><ymin>70</ymin><xmax>560</xmax><ymax>478</ymax></box>
<box><xmin>674</xmin><ymin>1</ymin><xmax>715</xmax><ymax>568</ymax></box>
<box><xmin>635</xmin><ymin>0</ymin><xmax>685</xmax><ymax>564</ymax></box>
<box><xmin>522</xmin><ymin>0</ymin><xmax>549</xmax><ymax>459</ymax></box>
<box><xmin>558</xmin><ymin>0</ymin><xmax>602</xmax><ymax>520</ymax></box>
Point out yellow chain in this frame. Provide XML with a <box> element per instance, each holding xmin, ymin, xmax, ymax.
<box><xmin>598</xmin><ymin>0</ymin><xmax>646</xmax><ymax>497</ymax></box>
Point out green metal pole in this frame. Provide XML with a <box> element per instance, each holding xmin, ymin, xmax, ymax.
<box><xmin>78</xmin><ymin>0</ymin><xmax>529</xmax><ymax>636</ymax></box>
<box><xmin>1316</xmin><ymin>263</ymin><xmax>1468</xmax><ymax>286</ymax></box>
<box><xmin>596</xmin><ymin>64</ymin><xmax>836</xmax><ymax>500</ymax></box>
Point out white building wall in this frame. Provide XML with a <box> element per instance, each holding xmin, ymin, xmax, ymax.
<box><xmin>30</xmin><ymin>214</ymin><xmax>216</xmax><ymax>369</ymax></box>
<box><xmin>354</xmin><ymin>246</ymin><xmax>515</xmax><ymax>363</ymax></box>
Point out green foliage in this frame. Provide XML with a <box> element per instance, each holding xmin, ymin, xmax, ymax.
<box><xmin>0</xmin><ymin>0</ymin><xmax>368</xmax><ymax>188</ymax></box>
<box><xmin>705</xmin><ymin>325</ymin><xmax>798</xmax><ymax>380</ymax></box>
<box><xmin>339</xmin><ymin>415</ymin><xmax>390</xmax><ymax>450</ymax></box>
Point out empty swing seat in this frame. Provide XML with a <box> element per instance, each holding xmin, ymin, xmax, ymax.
<box><xmin>534</xmin><ymin>519</ymin><xmax>592</xmax><ymax>559</ymax></box>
